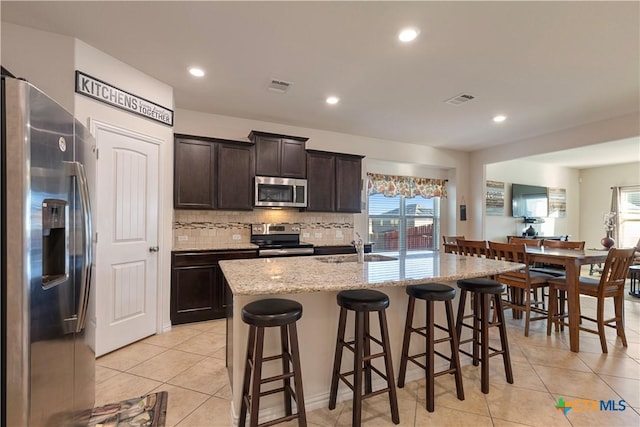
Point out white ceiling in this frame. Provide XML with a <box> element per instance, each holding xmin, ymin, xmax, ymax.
<box><xmin>2</xmin><ymin>1</ymin><xmax>639</xmax><ymax>165</ymax></box>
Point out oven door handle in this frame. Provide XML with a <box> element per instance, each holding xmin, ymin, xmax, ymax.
<box><xmin>259</xmin><ymin>247</ymin><xmax>315</xmax><ymax>257</ymax></box>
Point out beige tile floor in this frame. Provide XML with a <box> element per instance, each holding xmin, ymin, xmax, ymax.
<box><xmin>96</xmin><ymin>290</ymin><xmax>640</xmax><ymax>426</ymax></box>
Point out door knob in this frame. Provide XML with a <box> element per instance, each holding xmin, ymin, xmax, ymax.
<box><xmin>149</xmin><ymin>246</ymin><xmax>159</xmax><ymax>252</ymax></box>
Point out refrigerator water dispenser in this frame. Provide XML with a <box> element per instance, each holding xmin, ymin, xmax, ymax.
<box><xmin>42</xmin><ymin>199</ymin><xmax>69</xmax><ymax>287</ymax></box>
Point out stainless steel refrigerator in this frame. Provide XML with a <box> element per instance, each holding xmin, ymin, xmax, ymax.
<box><xmin>2</xmin><ymin>76</ymin><xmax>95</xmax><ymax>426</ymax></box>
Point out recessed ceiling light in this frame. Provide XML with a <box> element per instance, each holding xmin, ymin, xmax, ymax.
<box><xmin>398</xmin><ymin>28</ymin><xmax>419</xmax><ymax>42</ymax></box>
<box><xmin>189</xmin><ymin>67</ymin><xmax>205</xmax><ymax>77</ymax></box>
<box><xmin>493</xmin><ymin>115</ymin><xmax>507</xmax><ymax>123</ymax></box>
<box><xmin>326</xmin><ymin>96</ymin><xmax>340</xmax><ymax>105</ymax></box>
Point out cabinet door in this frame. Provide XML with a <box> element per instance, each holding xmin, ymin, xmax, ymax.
<box><xmin>171</xmin><ymin>250</ymin><xmax>257</xmax><ymax>324</ymax></box>
<box><xmin>280</xmin><ymin>139</ymin><xmax>307</xmax><ymax>178</ymax></box>
<box><xmin>217</xmin><ymin>142</ymin><xmax>254</xmax><ymax>210</ymax></box>
<box><xmin>174</xmin><ymin>138</ymin><xmax>216</xmax><ymax>209</ymax></box>
<box><xmin>171</xmin><ymin>264</ymin><xmax>219</xmax><ymax>324</ymax></box>
<box><xmin>336</xmin><ymin>155</ymin><xmax>362</xmax><ymax>212</ymax></box>
<box><xmin>306</xmin><ymin>151</ymin><xmax>335</xmax><ymax>211</ymax></box>
<box><xmin>255</xmin><ymin>135</ymin><xmax>281</xmax><ymax>177</ymax></box>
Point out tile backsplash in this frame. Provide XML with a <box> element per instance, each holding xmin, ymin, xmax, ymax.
<box><xmin>173</xmin><ymin>210</ymin><xmax>355</xmax><ymax>248</ymax></box>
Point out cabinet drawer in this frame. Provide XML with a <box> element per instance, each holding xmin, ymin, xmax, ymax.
<box><xmin>172</xmin><ymin>250</ymin><xmax>257</xmax><ymax>267</ymax></box>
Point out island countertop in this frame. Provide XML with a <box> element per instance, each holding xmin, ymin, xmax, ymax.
<box><xmin>219</xmin><ymin>252</ymin><xmax>524</xmax><ymax>296</ymax></box>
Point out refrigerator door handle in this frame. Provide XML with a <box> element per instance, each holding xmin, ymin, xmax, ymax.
<box><xmin>65</xmin><ymin>160</ymin><xmax>93</xmax><ymax>333</ymax></box>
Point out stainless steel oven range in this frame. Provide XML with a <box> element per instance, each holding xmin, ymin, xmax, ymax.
<box><xmin>251</xmin><ymin>223</ymin><xmax>314</xmax><ymax>257</ymax></box>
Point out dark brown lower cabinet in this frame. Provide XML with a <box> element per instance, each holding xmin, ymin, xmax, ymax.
<box><xmin>171</xmin><ymin>250</ymin><xmax>257</xmax><ymax>325</ymax></box>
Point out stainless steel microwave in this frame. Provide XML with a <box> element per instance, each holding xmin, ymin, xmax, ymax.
<box><xmin>254</xmin><ymin>176</ymin><xmax>307</xmax><ymax>208</ymax></box>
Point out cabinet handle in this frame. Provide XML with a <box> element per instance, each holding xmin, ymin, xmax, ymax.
<box><xmin>149</xmin><ymin>246</ymin><xmax>160</xmax><ymax>252</ymax></box>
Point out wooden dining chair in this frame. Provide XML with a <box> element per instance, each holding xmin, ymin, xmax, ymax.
<box><xmin>443</xmin><ymin>235</ymin><xmax>465</xmax><ymax>254</ymax></box>
<box><xmin>456</xmin><ymin>239</ymin><xmax>487</xmax><ymax>257</ymax></box>
<box><xmin>530</xmin><ymin>240</ymin><xmax>586</xmax><ymax>276</ymax></box>
<box><xmin>529</xmin><ymin>240</ymin><xmax>587</xmax><ymax>313</ymax></box>
<box><xmin>443</xmin><ymin>235</ymin><xmax>465</xmax><ymax>244</ymax></box>
<box><xmin>547</xmin><ymin>247</ymin><xmax>636</xmax><ymax>353</ymax></box>
<box><xmin>508</xmin><ymin>237</ymin><xmax>542</xmax><ymax>248</ymax></box>
<box><xmin>488</xmin><ymin>241</ymin><xmax>555</xmax><ymax>336</ymax></box>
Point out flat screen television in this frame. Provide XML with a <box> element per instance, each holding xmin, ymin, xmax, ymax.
<box><xmin>511</xmin><ymin>183</ymin><xmax>548</xmax><ymax>218</ymax></box>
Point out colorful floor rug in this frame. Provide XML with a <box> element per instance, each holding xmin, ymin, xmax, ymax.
<box><xmin>88</xmin><ymin>391</ymin><xmax>168</xmax><ymax>427</ymax></box>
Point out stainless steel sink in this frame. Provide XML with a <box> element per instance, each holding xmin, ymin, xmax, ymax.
<box><xmin>316</xmin><ymin>254</ymin><xmax>398</xmax><ymax>263</ymax></box>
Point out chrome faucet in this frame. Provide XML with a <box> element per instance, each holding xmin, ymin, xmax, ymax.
<box><xmin>352</xmin><ymin>232</ymin><xmax>364</xmax><ymax>263</ymax></box>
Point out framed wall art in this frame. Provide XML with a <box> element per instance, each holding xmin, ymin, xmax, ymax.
<box><xmin>486</xmin><ymin>180</ymin><xmax>505</xmax><ymax>216</ymax></box>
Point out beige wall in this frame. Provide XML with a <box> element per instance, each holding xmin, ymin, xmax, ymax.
<box><xmin>471</xmin><ymin>113</ymin><xmax>640</xmax><ymax>239</ymax></box>
<box><xmin>579</xmin><ymin>162</ymin><xmax>640</xmax><ymax>248</ymax></box>
<box><xmin>485</xmin><ymin>160</ymin><xmax>580</xmax><ymax>242</ymax></box>
<box><xmin>1</xmin><ymin>22</ymin><xmax>75</xmax><ymax>111</ymax></box>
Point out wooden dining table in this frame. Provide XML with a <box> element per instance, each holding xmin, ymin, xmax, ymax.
<box><xmin>525</xmin><ymin>247</ymin><xmax>610</xmax><ymax>352</ymax></box>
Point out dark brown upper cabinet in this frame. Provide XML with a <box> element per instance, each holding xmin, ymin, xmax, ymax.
<box><xmin>217</xmin><ymin>141</ymin><xmax>255</xmax><ymax>210</ymax></box>
<box><xmin>306</xmin><ymin>150</ymin><xmax>364</xmax><ymax>213</ymax></box>
<box><xmin>174</xmin><ymin>134</ymin><xmax>254</xmax><ymax>210</ymax></box>
<box><xmin>306</xmin><ymin>150</ymin><xmax>335</xmax><ymax>211</ymax></box>
<box><xmin>248</xmin><ymin>130</ymin><xmax>308</xmax><ymax>178</ymax></box>
<box><xmin>174</xmin><ymin>136</ymin><xmax>217</xmax><ymax>209</ymax></box>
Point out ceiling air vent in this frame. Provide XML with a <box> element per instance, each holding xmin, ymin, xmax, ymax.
<box><xmin>444</xmin><ymin>93</ymin><xmax>476</xmax><ymax>106</ymax></box>
<box><xmin>268</xmin><ymin>79</ymin><xmax>293</xmax><ymax>93</ymax></box>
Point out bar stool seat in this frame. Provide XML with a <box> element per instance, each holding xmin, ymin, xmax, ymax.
<box><xmin>455</xmin><ymin>278</ymin><xmax>513</xmax><ymax>394</ymax></box>
<box><xmin>398</xmin><ymin>283</ymin><xmax>464</xmax><ymax>412</ymax></box>
<box><xmin>329</xmin><ymin>289</ymin><xmax>399</xmax><ymax>426</ymax></box>
<box><xmin>239</xmin><ymin>298</ymin><xmax>307</xmax><ymax>427</ymax></box>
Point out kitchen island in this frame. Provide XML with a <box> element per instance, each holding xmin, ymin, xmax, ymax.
<box><xmin>220</xmin><ymin>252</ymin><xmax>523</xmax><ymax>425</ymax></box>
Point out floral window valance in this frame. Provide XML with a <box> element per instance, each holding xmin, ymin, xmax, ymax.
<box><xmin>367</xmin><ymin>173</ymin><xmax>448</xmax><ymax>199</ymax></box>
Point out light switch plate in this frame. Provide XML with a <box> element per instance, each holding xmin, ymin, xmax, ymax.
<box><xmin>303</xmin><ymin>232</ymin><xmax>310</xmax><ymax>238</ymax></box>
<box><xmin>178</xmin><ymin>235</ymin><xmax>188</xmax><ymax>242</ymax></box>
<box><xmin>232</xmin><ymin>234</ymin><xmax>241</xmax><ymax>240</ymax></box>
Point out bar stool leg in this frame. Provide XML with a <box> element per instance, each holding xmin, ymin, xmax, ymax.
<box><xmin>250</xmin><ymin>327</ymin><xmax>265</xmax><ymax>426</ymax></box>
<box><xmin>353</xmin><ymin>311</ymin><xmax>365</xmax><ymax>427</ymax></box>
<box><xmin>480</xmin><ymin>294</ymin><xmax>490</xmax><ymax>394</ymax></box>
<box><xmin>363</xmin><ymin>313</ymin><xmax>373</xmax><ymax>394</ymax></box>
<box><xmin>426</xmin><ymin>300</ymin><xmax>435</xmax><ymax>412</ymax></box>
<box><xmin>329</xmin><ymin>307</ymin><xmax>347</xmax><ymax>409</ymax></box>
<box><xmin>445</xmin><ymin>299</ymin><xmax>465</xmax><ymax>401</ymax></box>
<box><xmin>494</xmin><ymin>294</ymin><xmax>513</xmax><ymax>384</ymax></box>
<box><xmin>288</xmin><ymin>321</ymin><xmax>307</xmax><ymax>426</ymax></box>
<box><xmin>397</xmin><ymin>296</ymin><xmax>416</xmax><ymax>388</ymax></box>
<box><xmin>239</xmin><ymin>325</ymin><xmax>257</xmax><ymax>427</ymax></box>
<box><xmin>454</xmin><ymin>289</ymin><xmax>467</xmax><ymax>346</ymax></box>
<box><xmin>473</xmin><ymin>292</ymin><xmax>481</xmax><ymax>366</ymax></box>
<box><xmin>280</xmin><ymin>324</ymin><xmax>292</xmax><ymax>417</ymax></box>
<box><xmin>378</xmin><ymin>309</ymin><xmax>400</xmax><ymax>424</ymax></box>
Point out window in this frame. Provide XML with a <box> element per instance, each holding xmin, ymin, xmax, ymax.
<box><xmin>619</xmin><ymin>186</ymin><xmax>640</xmax><ymax>248</ymax></box>
<box><xmin>367</xmin><ymin>193</ymin><xmax>440</xmax><ymax>255</ymax></box>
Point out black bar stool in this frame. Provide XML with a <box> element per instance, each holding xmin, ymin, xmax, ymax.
<box><xmin>328</xmin><ymin>289</ymin><xmax>399</xmax><ymax>426</ymax></box>
<box><xmin>397</xmin><ymin>283</ymin><xmax>464</xmax><ymax>412</ymax></box>
<box><xmin>239</xmin><ymin>298</ymin><xmax>307</xmax><ymax>427</ymax></box>
<box><xmin>455</xmin><ymin>278</ymin><xmax>513</xmax><ymax>394</ymax></box>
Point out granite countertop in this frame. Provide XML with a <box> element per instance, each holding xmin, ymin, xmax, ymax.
<box><xmin>172</xmin><ymin>242</ymin><xmax>258</xmax><ymax>252</ymax></box>
<box><xmin>219</xmin><ymin>252</ymin><xmax>524</xmax><ymax>296</ymax></box>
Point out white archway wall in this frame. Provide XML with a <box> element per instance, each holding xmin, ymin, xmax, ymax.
<box><xmin>470</xmin><ymin>113</ymin><xmax>640</xmax><ymax>242</ymax></box>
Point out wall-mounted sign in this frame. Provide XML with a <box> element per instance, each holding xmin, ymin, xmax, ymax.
<box><xmin>75</xmin><ymin>71</ymin><xmax>173</xmax><ymax>126</ymax></box>
<box><xmin>485</xmin><ymin>180</ymin><xmax>505</xmax><ymax>216</ymax></box>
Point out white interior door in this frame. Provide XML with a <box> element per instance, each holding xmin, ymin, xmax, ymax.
<box><xmin>93</xmin><ymin>122</ymin><xmax>160</xmax><ymax>357</ymax></box>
